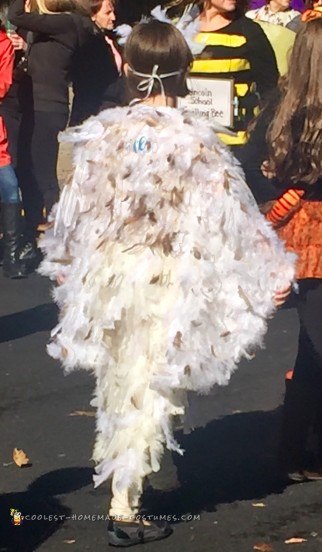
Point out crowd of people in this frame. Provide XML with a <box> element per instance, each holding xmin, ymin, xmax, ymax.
<box><xmin>0</xmin><ymin>0</ymin><xmax>123</xmax><ymax>278</ymax></box>
<box><xmin>1</xmin><ymin>0</ymin><xmax>322</xmax><ymax>547</ymax></box>
<box><xmin>0</xmin><ymin>0</ymin><xmax>320</xmax><ymax>277</ymax></box>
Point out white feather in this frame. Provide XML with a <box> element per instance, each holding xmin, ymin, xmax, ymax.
<box><xmin>150</xmin><ymin>5</ymin><xmax>172</xmax><ymax>23</ymax></box>
<box><xmin>39</xmin><ymin>104</ymin><xmax>296</xmax><ymax>490</ymax></box>
<box><xmin>114</xmin><ymin>24</ymin><xmax>132</xmax><ymax>46</ymax></box>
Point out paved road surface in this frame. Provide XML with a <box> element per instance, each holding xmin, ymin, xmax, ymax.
<box><xmin>1</xmin><ymin>272</ymin><xmax>322</xmax><ymax>552</ymax></box>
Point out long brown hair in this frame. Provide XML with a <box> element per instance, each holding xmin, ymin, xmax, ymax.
<box><xmin>267</xmin><ymin>19</ymin><xmax>322</xmax><ymax>185</ymax></box>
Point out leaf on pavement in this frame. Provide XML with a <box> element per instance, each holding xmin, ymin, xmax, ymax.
<box><xmin>253</xmin><ymin>544</ymin><xmax>273</xmax><ymax>551</ymax></box>
<box><xmin>252</xmin><ymin>503</ymin><xmax>266</xmax><ymax>508</ymax></box>
<box><xmin>13</xmin><ymin>448</ymin><xmax>31</xmax><ymax>467</ymax></box>
<box><xmin>69</xmin><ymin>411</ymin><xmax>95</xmax><ymax>417</ymax></box>
<box><xmin>285</xmin><ymin>538</ymin><xmax>307</xmax><ymax>544</ymax></box>
<box><xmin>63</xmin><ymin>540</ymin><xmax>76</xmax><ymax>544</ymax></box>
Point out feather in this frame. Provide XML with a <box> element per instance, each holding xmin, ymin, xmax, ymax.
<box><xmin>114</xmin><ymin>24</ymin><xmax>132</xmax><ymax>46</ymax></box>
<box><xmin>115</xmin><ymin>4</ymin><xmax>205</xmax><ymax>56</ymax></box>
<box><xmin>39</xmin><ymin>104</ymin><xmax>296</xmax><ymax>491</ymax></box>
<box><xmin>150</xmin><ymin>5</ymin><xmax>172</xmax><ymax>23</ymax></box>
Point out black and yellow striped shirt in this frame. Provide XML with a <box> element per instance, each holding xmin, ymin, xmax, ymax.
<box><xmin>191</xmin><ymin>16</ymin><xmax>279</xmax><ymax>140</ymax></box>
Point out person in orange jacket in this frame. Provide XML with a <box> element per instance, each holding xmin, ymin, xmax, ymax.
<box><xmin>0</xmin><ymin>23</ymin><xmax>26</xmax><ymax>278</ymax></box>
<box><xmin>252</xmin><ymin>20</ymin><xmax>322</xmax><ymax>481</ymax></box>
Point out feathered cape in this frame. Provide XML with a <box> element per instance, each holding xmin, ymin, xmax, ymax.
<box><xmin>39</xmin><ymin>105</ymin><xmax>295</xmax><ymax>489</ymax></box>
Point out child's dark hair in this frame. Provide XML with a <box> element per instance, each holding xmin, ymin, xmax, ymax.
<box><xmin>124</xmin><ymin>20</ymin><xmax>193</xmax><ymax>102</ymax></box>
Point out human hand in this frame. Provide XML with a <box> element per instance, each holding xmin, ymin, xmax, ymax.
<box><xmin>56</xmin><ymin>273</ymin><xmax>65</xmax><ymax>285</ymax></box>
<box><xmin>261</xmin><ymin>160</ymin><xmax>276</xmax><ymax>180</ymax></box>
<box><xmin>25</xmin><ymin>0</ymin><xmax>32</xmax><ymax>12</ymax></box>
<box><xmin>273</xmin><ymin>284</ymin><xmax>292</xmax><ymax>307</ymax></box>
<box><xmin>7</xmin><ymin>32</ymin><xmax>26</xmax><ymax>50</ymax></box>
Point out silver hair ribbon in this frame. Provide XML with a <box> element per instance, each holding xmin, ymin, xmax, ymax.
<box><xmin>129</xmin><ymin>64</ymin><xmax>182</xmax><ymax>101</ymax></box>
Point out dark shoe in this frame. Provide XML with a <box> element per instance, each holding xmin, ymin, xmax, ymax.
<box><xmin>2</xmin><ymin>203</ymin><xmax>27</xmax><ymax>279</ymax></box>
<box><xmin>107</xmin><ymin>518</ymin><xmax>172</xmax><ymax>547</ymax></box>
<box><xmin>19</xmin><ymin>239</ymin><xmax>43</xmax><ymax>273</ymax></box>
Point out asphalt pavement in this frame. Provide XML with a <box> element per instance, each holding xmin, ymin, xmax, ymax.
<box><xmin>1</xmin><ymin>271</ymin><xmax>322</xmax><ymax>552</ymax></box>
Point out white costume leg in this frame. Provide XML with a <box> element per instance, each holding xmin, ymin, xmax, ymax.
<box><xmin>109</xmin><ymin>474</ymin><xmax>143</xmax><ymax>517</ymax></box>
<box><xmin>91</xmin><ymin>301</ymin><xmax>185</xmax><ymax>509</ymax></box>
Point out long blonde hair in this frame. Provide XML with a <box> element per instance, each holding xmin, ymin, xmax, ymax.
<box><xmin>267</xmin><ymin>19</ymin><xmax>322</xmax><ymax>185</ymax></box>
<box><xmin>34</xmin><ymin>0</ymin><xmax>77</xmax><ymax>14</ymax></box>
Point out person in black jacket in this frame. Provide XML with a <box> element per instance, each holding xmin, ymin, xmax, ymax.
<box><xmin>8</xmin><ymin>0</ymin><xmax>92</xmax><ymax>235</ymax></box>
<box><xmin>69</xmin><ymin>0</ymin><xmax>124</xmax><ymax>126</ymax></box>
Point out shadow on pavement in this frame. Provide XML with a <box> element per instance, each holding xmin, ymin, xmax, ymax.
<box><xmin>0</xmin><ymin>304</ymin><xmax>57</xmax><ymax>343</ymax></box>
<box><xmin>144</xmin><ymin>407</ymin><xmax>288</xmax><ymax>517</ymax></box>
<box><xmin>0</xmin><ymin>467</ymin><xmax>93</xmax><ymax>552</ymax></box>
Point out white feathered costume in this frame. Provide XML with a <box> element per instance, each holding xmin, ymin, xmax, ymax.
<box><xmin>39</xmin><ymin>105</ymin><xmax>295</xmax><ymax>498</ymax></box>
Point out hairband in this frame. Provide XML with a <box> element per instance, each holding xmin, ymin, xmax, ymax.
<box><xmin>128</xmin><ymin>64</ymin><xmax>182</xmax><ymax>102</ymax></box>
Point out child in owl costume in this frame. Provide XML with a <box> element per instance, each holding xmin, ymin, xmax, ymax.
<box><xmin>39</xmin><ymin>17</ymin><xmax>295</xmax><ymax>547</ymax></box>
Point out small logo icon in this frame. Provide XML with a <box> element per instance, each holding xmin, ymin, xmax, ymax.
<box><xmin>125</xmin><ymin>135</ymin><xmax>157</xmax><ymax>154</ymax></box>
<box><xmin>10</xmin><ymin>509</ymin><xmax>23</xmax><ymax>526</ymax></box>
<box><xmin>133</xmin><ymin>136</ymin><xmax>148</xmax><ymax>153</ymax></box>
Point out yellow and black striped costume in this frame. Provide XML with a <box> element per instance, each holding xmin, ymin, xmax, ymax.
<box><xmin>191</xmin><ymin>16</ymin><xmax>279</xmax><ymax>145</ymax></box>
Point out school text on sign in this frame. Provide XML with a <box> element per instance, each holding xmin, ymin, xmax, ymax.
<box><xmin>178</xmin><ymin>77</ymin><xmax>234</xmax><ymax>127</ymax></box>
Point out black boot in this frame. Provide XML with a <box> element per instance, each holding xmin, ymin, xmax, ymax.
<box><xmin>279</xmin><ymin>377</ymin><xmax>317</xmax><ymax>479</ymax></box>
<box><xmin>2</xmin><ymin>203</ymin><xmax>27</xmax><ymax>279</ymax></box>
<box><xmin>19</xmin><ymin>234</ymin><xmax>43</xmax><ymax>273</ymax></box>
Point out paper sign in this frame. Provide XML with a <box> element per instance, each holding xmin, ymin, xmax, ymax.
<box><xmin>178</xmin><ymin>77</ymin><xmax>234</xmax><ymax>127</ymax></box>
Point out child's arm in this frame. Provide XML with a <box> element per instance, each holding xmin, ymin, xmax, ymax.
<box><xmin>259</xmin><ymin>160</ymin><xmax>305</xmax><ymax>227</ymax></box>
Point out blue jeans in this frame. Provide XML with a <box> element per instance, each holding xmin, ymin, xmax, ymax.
<box><xmin>0</xmin><ymin>163</ymin><xmax>19</xmax><ymax>203</ymax></box>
